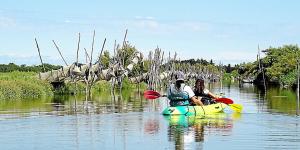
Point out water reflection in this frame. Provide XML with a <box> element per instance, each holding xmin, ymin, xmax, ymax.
<box><xmin>0</xmin><ymin>82</ymin><xmax>298</xmax><ymax>117</ymax></box>
<box><xmin>0</xmin><ymin>97</ymin><xmax>53</xmax><ymax>120</ymax></box>
<box><xmin>164</xmin><ymin>113</ymin><xmax>239</xmax><ymax>150</ymax></box>
<box><xmin>1</xmin><ymin>83</ymin><xmax>300</xmax><ymax>149</ymax></box>
<box><xmin>144</xmin><ymin>118</ymin><xmax>160</xmax><ymax>135</ymax></box>
<box><xmin>50</xmin><ymin>89</ymin><xmax>146</xmax><ymax>115</ymax></box>
<box><xmin>237</xmin><ymin>82</ymin><xmax>299</xmax><ymax>115</ymax></box>
<box><xmin>0</xmin><ymin>89</ymin><xmax>147</xmax><ymax>119</ymax></box>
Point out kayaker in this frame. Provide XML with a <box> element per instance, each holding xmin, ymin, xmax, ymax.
<box><xmin>167</xmin><ymin>71</ymin><xmax>203</xmax><ymax>106</ymax></box>
<box><xmin>193</xmin><ymin>77</ymin><xmax>219</xmax><ymax>105</ymax></box>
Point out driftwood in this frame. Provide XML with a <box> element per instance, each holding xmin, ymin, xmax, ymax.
<box><xmin>39</xmin><ymin>51</ymin><xmax>143</xmax><ymax>83</ymax></box>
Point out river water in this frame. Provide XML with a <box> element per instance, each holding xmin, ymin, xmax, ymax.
<box><xmin>0</xmin><ymin>82</ymin><xmax>299</xmax><ymax>150</ymax></box>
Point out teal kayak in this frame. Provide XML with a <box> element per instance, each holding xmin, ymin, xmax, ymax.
<box><xmin>162</xmin><ymin>103</ymin><xmax>227</xmax><ymax>116</ymax></box>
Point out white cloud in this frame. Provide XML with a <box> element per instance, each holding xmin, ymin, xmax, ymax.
<box><xmin>134</xmin><ymin>16</ymin><xmax>155</xmax><ymax>20</ymax></box>
<box><xmin>0</xmin><ymin>16</ymin><xmax>16</xmax><ymax>28</ymax></box>
<box><xmin>210</xmin><ymin>51</ymin><xmax>257</xmax><ymax>64</ymax></box>
<box><xmin>145</xmin><ymin>16</ymin><xmax>154</xmax><ymax>20</ymax></box>
<box><xmin>131</xmin><ymin>16</ymin><xmax>213</xmax><ymax>34</ymax></box>
<box><xmin>133</xmin><ymin>16</ymin><xmax>160</xmax><ymax>30</ymax></box>
<box><xmin>135</xmin><ymin>19</ymin><xmax>159</xmax><ymax>29</ymax></box>
<box><xmin>176</xmin><ymin>22</ymin><xmax>212</xmax><ymax>32</ymax></box>
<box><xmin>64</xmin><ymin>19</ymin><xmax>71</xmax><ymax>23</ymax></box>
<box><xmin>131</xmin><ymin>16</ymin><xmax>212</xmax><ymax>33</ymax></box>
<box><xmin>134</xmin><ymin>16</ymin><xmax>143</xmax><ymax>20</ymax></box>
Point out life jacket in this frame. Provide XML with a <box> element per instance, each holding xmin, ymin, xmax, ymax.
<box><xmin>168</xmin><ymin>84</ymin><xmax>190</xmax><ymax>106</ymax></box>
<box><xmin>194</xmin><ymin>89</ymin><xmax>216</xmax><ymax>105</ymax></box>
<box><xmin>194</xmin><ymin>90</ymin><xmax>210</xmax><ymax>98</ymax></box>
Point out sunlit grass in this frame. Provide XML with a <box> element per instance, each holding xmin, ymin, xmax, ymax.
<box><xmin>0</xmin><ymin>71</ymin><xmax>53</xmax><ymax>100</ymax></box>
<box><xmin>0</xmin><ymin>71</ymin><xmax>147</xmax><ymax>100</ymax></box>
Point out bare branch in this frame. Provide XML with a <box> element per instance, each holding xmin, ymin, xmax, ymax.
<box><xmin>52</xmin><ymin>40</ymin><xmax>68</xmax><ymax>66</ymax></box>
<box><xmin>90</xmin><ymin>30</ymin><xmax>96</xmax><ymax>64</ymax></box>
<box><xmin>98</xmin><ymin>38</ymin><xmax>107</xmax><ymax>63</ymax></box>
<box><xmin>76</xmin><ymin>33</ymin><xmax>81</xmax><ymax>64</ymax></box>
<box><xmin>34</xmin><ymin>38</ymin><xmax>45</xmax><ymax>72</ymax></box>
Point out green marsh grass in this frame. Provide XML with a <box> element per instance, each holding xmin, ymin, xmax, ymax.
<box><xmin>0</xmin><ymin>71</ymin><xmax>53</xmax><ymax>100</ymax></box>
<box><xmin>0</xmin><ymin>71</ymin><xmax>147</xmax><ymax>100</ymax></box>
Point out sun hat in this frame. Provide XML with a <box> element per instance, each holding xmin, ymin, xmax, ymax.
<box><xmin>175</xmin><ymin>71</ymin><xmax>185</xmax><ymax>81</ymax></box>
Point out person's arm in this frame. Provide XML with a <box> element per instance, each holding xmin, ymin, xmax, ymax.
<box><xmin>185</xmin><ymin>86</ymin><xmax>203</xmax><ymax>106</ymax></box>
<box><xmin>204</xmin><ymin>89</ymin><xmax>219</xmax><ymax>99</ymax></box>
<box><xmin>191</xmin><ymin>96</ymin><xmax>203</xmax><ymax>106</ymax></box>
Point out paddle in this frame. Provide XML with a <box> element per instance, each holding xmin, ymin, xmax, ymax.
<box><xmin>215</xmin><ymin>97</ymin><xmax>234</xmax><ymax>104</ymax></box>
<box><xmin>144</xmin><ymin>90</ymin><xmax>165</xmax><ymax>99</ymax></box>
<box><xmin>144</xmin><ymin>90</ymin><xmax>234</xmax><ymax>104</ymax></box>
<box><xmin>215</xmin><ymin>98</ymin><xmax>242</xmax><ymax>112</ymax></box>
<box><xmin>144</xmin><ymin>90</ymin><xmax>243</xmax><ymax>112</ymax></box>
<box><xmin>229</xmin><ymin>103</ymin><xmax>243</xmax><ymax>113</ymax></box>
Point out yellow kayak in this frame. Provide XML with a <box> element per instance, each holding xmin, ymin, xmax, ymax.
<box><xmin>162</xmin><ymin>103</ymin><xmax>227</xmax><ymax>116</ymax></box>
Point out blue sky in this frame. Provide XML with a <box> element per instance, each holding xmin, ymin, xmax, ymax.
<box><xmin>1</xmin><ymin>0</ymin><xmax>300</xmax><ymax>65</ymax></box>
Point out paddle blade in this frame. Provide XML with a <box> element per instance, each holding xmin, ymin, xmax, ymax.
<box><xmin>143</xmin><ymin>90</ymin><xmax>161</xmax><ymax>100</ymax></box>
<box><xmin>229</xmin><ymin>104</ymin><xmax>243</xmax><ymax>113</ymax></box>
<box><xmin>144</xmin><ymin>94</ymin><xmax>160</xmax><ymax>100</ymax></box>
<box><xmin>144</xmin><ymin>90</ymin><xmax>161</xmax><ymax>97</ymax></box>
<box><xmin>215</xmin><ymin>98</ymin><xmax>234</xmax><ymax>104</ymax></box>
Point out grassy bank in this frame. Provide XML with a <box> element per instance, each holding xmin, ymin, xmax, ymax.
<box><xmin>0</xmin><ymin>71</ymin><xmax>147</xmax><ymax>100</ymax></box>
<box><xmin>0</xmin><ymin>71</ymin><xmax>53</xmax><ymax>100</ymax></box>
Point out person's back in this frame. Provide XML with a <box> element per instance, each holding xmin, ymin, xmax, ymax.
<box><xmin>167</xmin><ymin>82</ymin><xmax>192</xmax><ymax>106</ymax></box>
<box><xmin>167</xmin><ymin>71</ymin><xmax>203</xmax><ymax>106</ymax></box>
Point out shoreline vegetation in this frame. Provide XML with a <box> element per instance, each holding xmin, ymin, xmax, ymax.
<box><xmin>0</xmin><ymin>71</ymin><xmax>53</xmax><ymax>100</ymax></box>
<box><xmin>230</xmin><ymin>44</ymin><xmax>300</xmax><ymax>88</ymax></box>
<box><xmin>0</xmin><ymin>44</ymin><xmax>299</xmax><ymax>100</ymax></box>
<box><xmin>0</xmin><ymin>71</ymin><xmax>147</xmax><ymax>100</ymax></box>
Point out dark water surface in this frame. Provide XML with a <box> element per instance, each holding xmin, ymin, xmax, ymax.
<box><xmin>0</xmin><ymin>82</ymin><xmax>299</xmax><ymax>150</ymax></box>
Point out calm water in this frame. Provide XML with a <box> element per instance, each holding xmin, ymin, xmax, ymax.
<box><xmin>0</xmin><ymin>82</ymin><xmax>300</xmax><ymax>150</ymax></box>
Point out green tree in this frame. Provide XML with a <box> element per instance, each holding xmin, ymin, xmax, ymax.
<box><xmin>118</xmin><ymin>43</ymin><xmax>138</xmax><ymax>67</ymax></box>
<box><xmin>263</xmin><ymin>45</ymin><xmax>299</xmax><ymax>84</ymax></box>
<box><xmin>235</xmin><ymin>44</ymin><xmax>300</xmax><ymax>86</ymax></box>
<box><xmin>100</xmin><ymin>50</ymin><xmax>110</xmax><ymax>68</ymax></box>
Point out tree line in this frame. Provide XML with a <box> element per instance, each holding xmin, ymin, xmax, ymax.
<box><xmin>232</xmin><ymin>44</ymin><xmax>300</xmax><ymax>87</ymax></box>
<box><xmin>0</xmin><ymin>63</ymin><xmax>62</xmax><ymax>72</ymax></box>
